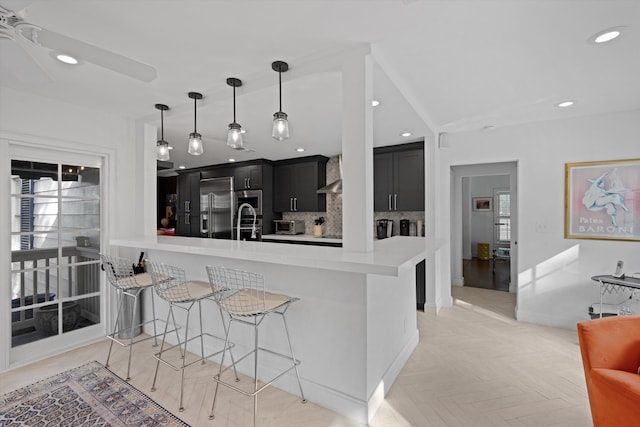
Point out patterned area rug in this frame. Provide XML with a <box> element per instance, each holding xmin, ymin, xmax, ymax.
<box><xmin>0</xmin><ymin>361</ymin><xmax>189</xmax><ymax>426</ymax></box>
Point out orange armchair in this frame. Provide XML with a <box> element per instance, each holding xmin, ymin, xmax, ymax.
<box><xmin>577</xmin><ymin>315</ymin><xmax>640</xmax><ymax>427</ymax></box>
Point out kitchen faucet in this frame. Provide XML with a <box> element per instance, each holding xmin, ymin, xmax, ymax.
<box><xmin>236</xmin><ymin>202</ymin><xmax>257</xmax><ymax>241</ymax></box>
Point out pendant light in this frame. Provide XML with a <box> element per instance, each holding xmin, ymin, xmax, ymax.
<box><xmin>271</xmin><ymin>60</ymin><xmax>289</xmax><ymax>141</ymax></box>
<box><xmin>226</xmin><ymin>78</ymin><xmax>244</xmax><ymax>149</ymax></box>
<box><xmin>155</xmin><ymin>103</ymin><xmax>170</xmax><ymax>161</ymax></box>
<box><xmin>187</xmin><ymin>91</ymin><xmax>203</xmax><ymax>156</ymax></box>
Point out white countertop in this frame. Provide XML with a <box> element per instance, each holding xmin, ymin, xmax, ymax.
<box><xmin>111</xmin><ymin>235</ymin><xmax>438</xmax><ymax>276</ymax></box>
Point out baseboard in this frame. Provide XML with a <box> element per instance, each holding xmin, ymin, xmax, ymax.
<box><xmin>368</xmin><ymin>328</ymin><xmax>419</xmax><ymax>423</ymax></box>
<box><xmin>516</xmin><ymin>308</ymin><xmax>578</xmax><ymax>330</ymax></box>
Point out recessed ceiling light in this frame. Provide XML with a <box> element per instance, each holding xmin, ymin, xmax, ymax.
<box><xmin>589</xmin><ymin>26</ymin><xmax>625</xmax><ymax>44</ymax></box>
<box><xmin>296</xmin><ymin>148</ymin><xmax>305</xmax><ymax>152</ymax></box>
<box><xmin>556</xmin><ymin>101</ymin><xmax>575</xmax><ymax>108</ymax></box>
<box><xmin>372</xmin><ymin>100</ymin><xmax>380</xmax><ymax>107</ymax></box>
<box><xmin>178</xmin><ymin>165</ymin><xmax>185</xmax><ymax>169</ymax></box>
<box><xmin>228</xmin><ymin>158</ymin><xmax>236</xmax><ymax>162</ymax></box>
<box><xmin>56</xmin><ymin>54</ymin><xmax>78</xmax><ymax>64</ymax></box>
<box><xmin>401</xmin><ymin>132</ymin><xmax>412</xmax><ymax>137</ymax></box>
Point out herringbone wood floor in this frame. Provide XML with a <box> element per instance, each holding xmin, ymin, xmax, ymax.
<box><xmin>1</xmin><ymin>286</ymin><xmax>592</xmax><ymax>426</ymax></box>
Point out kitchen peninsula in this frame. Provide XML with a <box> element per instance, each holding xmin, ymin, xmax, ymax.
<box><xmin>111</xmin><ymin>234</ymin><xmax>431</xmax><ymax>424</ymax></box>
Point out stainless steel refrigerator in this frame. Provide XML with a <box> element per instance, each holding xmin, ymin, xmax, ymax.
<box><xmin>200</xmin><ymin>177</ymin><xmax>234</xmax><ymax>239</ymax></box>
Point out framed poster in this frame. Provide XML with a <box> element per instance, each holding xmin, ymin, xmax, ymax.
<box><xmin>565</xmin><ymin>158</ymin><xmax>640</xmax><ymax>241</ymax></box>
<box><xmin>473</xmin><ymin>197</ymin><xmax>492</xmax><ymax>211</ymax></box>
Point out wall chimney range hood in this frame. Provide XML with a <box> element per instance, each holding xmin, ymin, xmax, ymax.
<box><xmin>317</xmin><ymin>155</ymin><xmax>342</xmax><ymax>194</ymax></box>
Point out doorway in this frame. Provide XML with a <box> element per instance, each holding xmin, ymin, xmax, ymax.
<box><xmin>7</xmin><ymin>148</ymin><xmax>104</xmax><ymax>367</ymax></box>
<box><xmin>451</xmin><ymin>162</ymin><xmax>518</xmax><ymax>314</ymax></box>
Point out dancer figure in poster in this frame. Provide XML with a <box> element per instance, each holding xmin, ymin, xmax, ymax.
<box><xmin>582</xmin><ymin>169</ymin><xmax>629</xmax><ymax>227</ymax></box>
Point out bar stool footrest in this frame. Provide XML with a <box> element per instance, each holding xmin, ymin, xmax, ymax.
<box><xmin>153</xmin><ymin>332</ymin><xmax>234</xmax><ymax>371</ymax></box>
<box><xmin>214</xmin><ymin>346</ymin><xmax>301</xmax><ymax>397</ymax></box>
<box><xmin>107</xmin><ymin>318</ymin><xmax>176</xmax><ymax>348</ymax></box>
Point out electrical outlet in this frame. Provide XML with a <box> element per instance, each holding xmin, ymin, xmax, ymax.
<box><xmin>536</xmin><ymin>222</ymin><xmax>548</xmax><ymax>233</ymax></box>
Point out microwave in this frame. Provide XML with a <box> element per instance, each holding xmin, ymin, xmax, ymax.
<box><xmin>274</xmin><ymin>220</ymin><xmax>305</xmax><ymax>235</ymax></box>
<box><xmin>235</xmin><ymin>189</ymin><xmax>262</xmax><ymax>216</ymax></box>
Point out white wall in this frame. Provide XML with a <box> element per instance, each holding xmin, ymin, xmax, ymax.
<box><xmin>0</xmin><ymin>87</ymin><xmax>138</xmax><ymax>239</ymax></box>
<box><xmin>0</xmin><ymin>87</ymin><xmax>136</xmax><ymax>370</ymax></box>
<box><xmin>436</xmin><ymin>109</ymin><xmax>640</xmax><ymax>329</ymax></box>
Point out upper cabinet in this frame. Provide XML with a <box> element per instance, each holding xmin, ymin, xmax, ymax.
<box><xmin>374</xmin><ymin>141</ymin><xmax>424</xmax><ymax>212</ymax></box>
<box><xmin>233</xmin><ymin>164</ymin><xmax>263</xmax><ymax>190</ymax></box>
<box><xmin>199</xmin><ymin>160</ymin><xmax>271</xmax><ymax>191</ymax></box>
<box><xmin>274</xmin><ymin>156</ymin><xmax>328</xmax><ymax>212</ymax></box>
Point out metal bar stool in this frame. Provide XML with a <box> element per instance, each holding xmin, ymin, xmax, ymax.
<box><xmin>206</xmin><ymin>265</ymin><xmax>306</xmax><ymax>426</ymax></box>
<box><xmin>100</xmin><ymin>253</ymin><xmax>162</xmax><ymax>381</ymax></box>
<box><xmin>147</xmin><ymin>261</ymin><xmax>238</xmax><ymax>412</ymax></box>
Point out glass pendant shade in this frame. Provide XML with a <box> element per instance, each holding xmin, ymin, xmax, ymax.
<box><xmin>157</xmin><ymin>140</ymin><xmax>170</xmax><ymax>161</ymax></box>
<box><xmin>227</xmin><ymin>123</ymin><xmax>243</xmax><ymax>149</ymax></box>
<box><xmin>272</xmin><ymin>111</ymin><xmax>289</xmax><ymax>141</ymax></box>
<box><xmin>188</xmin><ymin>131</ymin><xmax>203</xmax><ymax>155</ymax></box>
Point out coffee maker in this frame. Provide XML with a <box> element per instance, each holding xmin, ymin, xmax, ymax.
<box><xmin>399</xmin><ymin>219</ymin><xmax>410</xmax><ymax>236</ymax></box>
<box><xmin>376</xmin><ymin>219</ymin><xmax>392</xmax><ymax>239</ymax></box>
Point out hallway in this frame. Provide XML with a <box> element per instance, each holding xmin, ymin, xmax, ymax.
<box><xmin>463</xmin><ymin>257</ymin><xmax>510</xmax><ymax>292</ymax></box>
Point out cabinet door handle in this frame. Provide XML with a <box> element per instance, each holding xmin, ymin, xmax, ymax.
<box><xmin>185</xmin><ymin>213</ymin><xmax>190</xmax><ymax>225</ymax></box>
<box><xmin>290</xmin><ymin>198</ymin><xmax>293</xmax><ymax>211</ymax></box>
<box><xmin>388</xmin><ymin>194</ymin><xmax>392</xmax><ymax>211</ymax></box>
<box><xmin>294</xmin><ymin>197</ymin><xmax>298</xmax><ymax>211</ymax></box>
<box><xmin>394</xmin><ymin>194</ymin><xmax>398</xmax><ymax>211</ymax></box>
<box><xmin>185</xmin><ymin>201</ymin><xmax>190</xmax><ymax>212</ymax></box>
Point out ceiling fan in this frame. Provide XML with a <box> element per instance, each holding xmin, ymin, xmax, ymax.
<box><xmin>0</xmin><ymin>1</ymin><xmax>156</xmax><ymax>83</ymax></box>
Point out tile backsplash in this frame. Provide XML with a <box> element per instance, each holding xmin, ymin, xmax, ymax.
<box><xmin>283</xmin><ymin>155</ymin><xmax>424</xmax><ymax>237</ymax></box>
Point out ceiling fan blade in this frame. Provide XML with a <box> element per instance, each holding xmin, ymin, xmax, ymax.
<box><xmin>1</xmin><ymin>0</ymin><xmax>35</xmax><ymax>13</ymax></box>
<box><xmin>17</xmin><ymin>24</ymin><xmax>157</xmax><ymax>82</ymax></box>
<box><xmin>0</xmin><ymin>36</ymin><xmax>51</xmax><ymax>83</ymax></box>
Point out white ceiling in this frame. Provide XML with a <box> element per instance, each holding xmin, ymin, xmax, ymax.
<box><xmin>1</xmin><ymin>0</ymin><xmax>639</xmax><ymax>173</ymax></box>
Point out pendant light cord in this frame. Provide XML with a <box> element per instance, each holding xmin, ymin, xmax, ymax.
<box><xmin>193</xmin><ymin>97</ymin><xmax>197</xmax><ymax>133</ymax></box>
<box><xmin>233</xmin><ymin>85</ymin><xmax>237</xmax><ymax>123</ymax></box>
<box><xmin>160</xmin><ymin>109</ymin><xmax>164</xmax><ymax>140</ymax></box>
<box><xmin>278</xmin><ymin>70</ymin><xmax>282</xmax><ymax>113</ymax></box>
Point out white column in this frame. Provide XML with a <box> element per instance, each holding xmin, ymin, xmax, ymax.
<box><xmin>142</xmin><ymin>122</ymin><xmax>157</xmax><ymax>238</ymax></box>
<box><xmin>342</xmin><ymin>51</ymin><xmax>374</xmax><ymax>252</ymax></box>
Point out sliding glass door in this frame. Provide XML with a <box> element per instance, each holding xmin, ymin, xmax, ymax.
<box><xmin>9</xmin><ymin>155</ymin><xmax>103</xmax><ymax>361</ymax></box>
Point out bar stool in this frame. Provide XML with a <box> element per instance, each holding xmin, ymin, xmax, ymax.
<box><xmin>206</xmin><ymin>265</ymin><xmax>306</xmax><ymax>426</ymax></box>
<box><xmin>147</xmin><ymin>261</ymin><xmax>237</xmax><ymax>412</ymax></box>
<box><xmin>100</xmin><ymin>253</ymin><xmax>161</xmax><ymax>381</ymax></box>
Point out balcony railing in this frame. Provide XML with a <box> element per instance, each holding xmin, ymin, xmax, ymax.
<box><xmin>11</xmin><ymin>246</ymin><xmax>101</xmax><ymax>334</ymax></box>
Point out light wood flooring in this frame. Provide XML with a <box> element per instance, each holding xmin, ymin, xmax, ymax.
<box><xmin>0</xmin><ymin>286</ymin><xmax>592</xmax><ymax>426</ymax></box>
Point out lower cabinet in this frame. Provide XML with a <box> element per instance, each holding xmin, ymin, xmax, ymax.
<box><xmin>416</xmin><ymin>259</ymin><xmax>426</xmax><ymax>311</ymax></box>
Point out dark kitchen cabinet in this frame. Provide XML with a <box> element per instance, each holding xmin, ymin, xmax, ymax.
<box><xmin>200</xmin><ymin>166</ymin><xmax>232</xmax><ymax>180</ymax></box>
<box><xmin>274</xmin><ymin>156</ymin><xmax>328</xmax><ymax>212</ymax></box>
<box><xmin>374</xmin><ymin>142</ymin><xmax>424</xmax><ymax>212</ymax></box>
<box><xmin>234</xmin><ymin>164</ymin><xmax>262</xmax><ymax>190</ymax></box>
<box><xmin>176</xmin><ymin>171</ymin><xmax>201</xmax><ymax>236</ymax></box>
<box><xmin>416</xmin><ymin>259</ymin><xmax>426</xmax><ymax>311</ymax></box>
